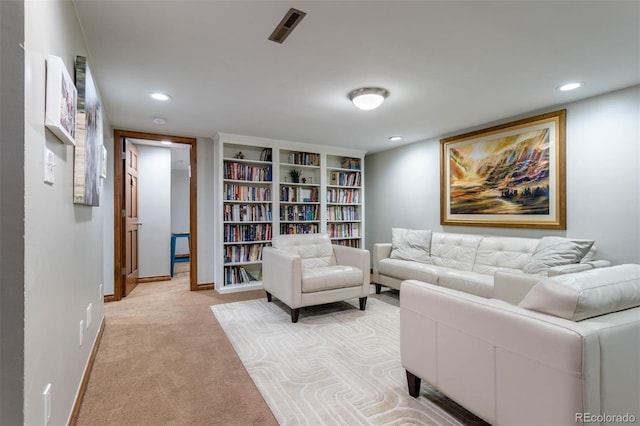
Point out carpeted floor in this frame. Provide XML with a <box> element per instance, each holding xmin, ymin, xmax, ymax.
<box><xmin>212</xmin><ymin>296</ymin><xmax>487</xmax><ymax>426</ymax></box>
<box><xmin>76</xmin><ymin>264</ymin><xmax>277</xmax><ymax>425</ymax></box>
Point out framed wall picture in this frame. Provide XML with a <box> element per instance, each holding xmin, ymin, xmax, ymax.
<box><xmin>440</xmin><ymin>110</ymin><xmax>566</xmax><ymax>229</ymax></box>
<box><xmin>73</xmin><ymin>56</ymin><xmax>103</xmax><ymax>206</ymax></box>
<box><xmin>45</xmin><ymin>55</ymin><xmax>77</xmax><ymax>145</ymax></box>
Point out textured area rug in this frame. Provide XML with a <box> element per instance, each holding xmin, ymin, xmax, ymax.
<box><xmin>211</xmin><ymin>297</ymin><xmax>486</xmax><ymax>425</ymax></box>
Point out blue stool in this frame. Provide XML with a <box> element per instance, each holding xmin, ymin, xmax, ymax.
<box><xmin>171</xmin><ymin>232</ymin><xmax>190</xmax><ymax>277</ymax></box>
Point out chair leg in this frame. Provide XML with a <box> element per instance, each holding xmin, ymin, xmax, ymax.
<box><xmin>406</xmin><ymin>370</ymin><xmax>421</xmax><ymax>397</ymax></box>
<box><xmin>375</xmin><ymin>284</ymin><xmax>382</xmax><ymax>294</ymax></box>
<box><xmin>359</xmin><ymin>297</ymin><xmax>367</xmax><ymax>310</ymax></box>
<box><xmin>291</xmin><ymin>308</ymin><xmax>300</xmax><ymax>323</ymax></box>
<box><xmin>266</xmin><ymin>291</ymin><xmax>272</xmax><ymax>302</ymax></box>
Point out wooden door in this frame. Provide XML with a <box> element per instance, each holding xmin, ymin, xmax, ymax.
<box><xmin>124</xmin><ymin>141</ymin><xmax>140</xmax><ymax>296</ymax></box>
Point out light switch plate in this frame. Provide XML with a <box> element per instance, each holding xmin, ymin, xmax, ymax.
<box><xmin>44</xmin><ymin>148</ymin><xmax>55</xmax><ymax>184</ymax></box>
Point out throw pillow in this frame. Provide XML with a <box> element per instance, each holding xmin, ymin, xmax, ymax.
<box><xmin>390</xmin><ymin>228</ymin><xmax>432</xmax><ymax>264</ymax></box>
<box><xmin>519</xmin><ymin>264</ymin><xmax>640</xmax><ymax>321</ymax></box>
<box><xmin>523</xmin><ymin>237</ymin><xmax>594</xmax><ymax>276</ymax></box>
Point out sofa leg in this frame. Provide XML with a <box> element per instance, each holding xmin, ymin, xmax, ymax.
<box><xmin>375</xmin><ymin>284</ymin><xmax>382</xmax><ymax>294</ymax></box>
<box><xmin>266</xmin><ymin>291</ymin><xmax>272</xmax><ymax>302</ymax></box>
<box><xmin>291</xmin><ymin>308</ymin><xmax>300</xmax><ymax>323</ymax></box>
<box><xmin>406</xmin><ymin>370</ymin><xmax>421</xmax><ymax>397</ymax></box>
<box><xmin>359</xmin><ymin>297</ymin><xmax>367</xmax><ymax>310</ymax></box>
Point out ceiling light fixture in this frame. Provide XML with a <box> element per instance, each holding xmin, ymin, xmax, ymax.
<box><xmin>161</xmin><ymin>141</ymin><xmax>172</xmax><ymax>146</ymax></box>
<box><xmin>389</xmin><ymin>135</ymin><xmax>403</xmax><ymax>141</ymax></box>
<box><xmin>348</xmin><ymin>87</ymin><xmax>389</xmax><ymax>111</ymax></box>
<box><xmin>557</xmin><ymin>82</ymin><xmax>583</xmax><ymax>92</ymax></box>
<box><xmin>152</xmin><ymin>117</ymin><xmax>167</xmax><ymax>124</ymax></box>
<box><xmin>149</xmin><ymin>92</ymin><xmax>171</xmax><ymax>101</ymax></box>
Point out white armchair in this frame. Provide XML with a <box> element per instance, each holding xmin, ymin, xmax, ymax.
<box><xmin>262</xmin><ymin>233</ymin><xmax>370</xmax><ymax>322</ymax></box>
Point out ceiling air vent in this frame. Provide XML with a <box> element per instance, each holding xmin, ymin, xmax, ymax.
<box><xmin>268</xmin><ymin>8</ymin><xmax>306</xmax><ymax>44</ymax></box>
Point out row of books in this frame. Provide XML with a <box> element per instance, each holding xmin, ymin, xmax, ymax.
<box><xmin>280</xmin><ymin>205</ymin><xmax>318</xmax><ymax>221</ymax></box>
<box><xmin>327</xmin><ymin>206</ymin><xmax>360</xmax><ymax>221</ymax></box>
<box><xmin>286</xmin><ymin>151</ymin><xmax>320</xmax><ymax>166</ymax></box>
<box><xmin>224</xmin><ymin>224</ymin><xmax>272</xmax><ymax>242</ymax></box>
<box><xmin>224</xmin><ymin>243</ymin><xmax>267</xmax><ymax>264</ymax></box>
<box><xmin>340</xmin><ymin>158</ymin><xmax>361</xmax><ymax>170</ymax></box>
<box><xmin>330</xmin><ymin>171</ymin><xmax>361</xmax><ymax>187</ymax></box>
<box><xmin>333</xmin><ymin>239</ymin><xmax>361</xmax><ymax>248</ymax></box>
<box><xmin>260</xmin><ymin>148</ymin><xmax>272</xmax><ymax>162</ymax></box>
<box><xmin>224</xmin><ymin>204</ymin><xmax>272</xmax><ymax>222</ymax></box>
<box><xmin>224</xmin><ymin>162</ymin><xmax>272</xmax><ymax>182</ymax></box>
<box><xmin>281</xmin><ymin>186</ymin><xmax>318</xmax><ymax>202</ymax></box>
<box><xmin>327</xmin><ymin>188</ymin><xmax>360</xmax><ymax>204</ymax></box>
<box><xmin>225</xmin><ymin>184</ymin><xmax>271</xmax><ymax>201</ymax></box>
<box><xmin>280</xmin><ymin>223</ymin><xmax>319</xmax><ymax>234</ymax></box>
<box><xmin>224</xmin><ymin>266</ymin><xmax>260</xmax><ymax>285</ymax></box>
<box><xmin>327</xmin><ymin>222</ymin><xmax>360</xmax><ymax>238</ymax></box>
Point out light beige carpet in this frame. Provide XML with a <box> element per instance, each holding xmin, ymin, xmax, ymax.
<box><xmin>212</xmin><ymin>297</ymin><xmax>487</xmax><ymax>426</ymax></box>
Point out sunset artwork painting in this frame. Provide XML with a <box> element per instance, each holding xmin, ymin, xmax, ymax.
<box><xmin>440</xmin><ymin>110</ymin><xmax>566</xmax><ymax>229</ymax></box>
<box><xmin>449</xmin><ymin>128</ymin><xmax>550</xmax><ymax>215</ymax></box>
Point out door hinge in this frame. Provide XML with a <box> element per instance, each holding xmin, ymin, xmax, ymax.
<box><xmin>121</xmin><ymin>268</ymin><xmax>126</xmax><ymax>276</ymax></box>
<box><xmin>122</xmin><ymin>209</ymin><xmax>126</xmax><ymax>218</ymax></box>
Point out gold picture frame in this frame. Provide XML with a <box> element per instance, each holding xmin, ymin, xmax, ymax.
<box><xmin>440</xmin><ymin>110</ymin><xmax>566</xmax><ymax>229</ymax></box>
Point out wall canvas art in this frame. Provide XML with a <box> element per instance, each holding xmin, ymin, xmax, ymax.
<box><xmin>73</xmin><ymin>56</ymin><xmax>102</xmax><ymax>206</ymax></box>
<box><xmin>440</xmin><ymin>110</ymin><xmax>566</xmax><ymax>229</ymax></box>
<box><xmin>45</xmin><ymin>55</ymin><xmax>77</xmax><ymax>145</ymax></box>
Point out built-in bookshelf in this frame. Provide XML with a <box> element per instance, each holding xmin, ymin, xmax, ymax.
<box><xmin>219</xmin><ymin>143</ymin><xmax>273</xmax><ymax>292</ymax></box>
<box><xmin>279</xmin><ymin>149</ymin><xmax>321</xmax><ymax>236</ymax></box>
<box><xmin>214</xmin><ymin>133</ymin><xmax>365</xmax><ymax>293</ymax></box>
<box><xmin>326</xmin><ymin>155</ymin><xmax>362</xmax><ymax>248</ymax></box>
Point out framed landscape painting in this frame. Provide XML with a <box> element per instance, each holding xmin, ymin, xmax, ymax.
<box><xmin>440</xmin><ymin>110</ymin><xmax>566</xmax><ymax>229</ymax></box>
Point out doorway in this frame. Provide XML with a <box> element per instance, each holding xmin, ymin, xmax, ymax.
<box><xmin>113</xmin><ymin>130</ymin><xmax>211</xmax><ymax>301</ymax></box>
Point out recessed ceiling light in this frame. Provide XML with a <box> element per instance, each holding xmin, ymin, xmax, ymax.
<box><xmin>149</xmin><ymin>92</ymin><xmax>171</xmax><ymax>101</ymax></box>
<box><xmin>161</xmin><ymin>141</ymin><xmax>172</xmax><ymax>146</ymax></box>
<box><xmin>389</xmin><ymin>135</ymin><xmax>403</xmax><ymax>141</ymax></box>
<box><xmin>348</xmin><ymin>87</ymin><xmax>389</xmax><ymax>110</ymax></box>
<box><xmin>557</xmin><ymin>82</ymin><xmax>583</xmax><ymax>92</ymax></box>
<box><xmin>152</xmin><ymin>117</ymin><xmax>167</xmax><ymax>124</ymax></box>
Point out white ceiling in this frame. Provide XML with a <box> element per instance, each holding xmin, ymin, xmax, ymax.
<box><xmin>73</xmin><ymin>1</ymin><xmax>640</xmax><ymax>154</ymax></box>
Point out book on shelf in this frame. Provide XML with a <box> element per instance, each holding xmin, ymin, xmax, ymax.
<box><xmin>341</xmin><ymin>158</ymin><xmax>361</xmax><ymax>170</ymax></box>
<box><xmin>330</xmin><ymin>171</ymin><xmax>361</xmax><ymax>187</ymax></box>
<box><xmin>260</xmin><ymin>148</ymin><xmax>272</xmax><ymax>162</ymax></box>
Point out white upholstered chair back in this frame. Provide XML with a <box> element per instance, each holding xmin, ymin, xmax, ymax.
<box><xmin>271</xmin><ymin>233</ymin><xmax>337</xmax><ymax>269</ymax></box>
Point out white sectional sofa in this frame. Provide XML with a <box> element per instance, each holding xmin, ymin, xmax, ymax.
<box><xmin>400</xmin><ymin>264</ymin><xmax>640</xmax><ymax>425</ymax></box>
<box><xmin>373</xmin><ymin>229</ymin><xmax>609</xmax><ymax>298</ymax></box>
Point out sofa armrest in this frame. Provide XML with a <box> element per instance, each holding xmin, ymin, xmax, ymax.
<box><xmin>372</xmin><ymin>243</ymin><xmax>392</xmax><ymax>282</ymax></box>
<box><xmin>333</xmin><ymin>245</ymin><xmax>371</xmax><ymax>287</ymax></box>
<box><xmin>493</xmin><ymin>271</ymin><xmax>543</xmax><ymax>304</ymax></box>
<box><xmin>262</xmin><ymin>247</ymin><xmax>302</xmax><ymax>308</ymax></box>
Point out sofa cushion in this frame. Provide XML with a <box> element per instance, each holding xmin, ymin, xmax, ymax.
<box><xmin>472</xmin><ymin>237</ymin><xmax>538</xmax><ymax>275</ymax></box>
<box><xmin>390</xmin><ymin>228</ymin><xmax>432</xmax><ymax>264</ymax></box>
<box><xmin>430</xmin><ymin>232</ymin><xmax>482</xmax><ymax>271</ymax></box>
<box><xmin>302</xmin><ymin>265</ymin><xmax>363</xmax><ymax>293</ymax></box>
<box><xmin>272</xmin><ymin>233</ymin><xmax>337</xmax><ymax>269</ymax></box>
<box><xmin>523</xmin><ymin>237</ymin><xmax>594</xmax><ymax>276</ymax></box>
<box><xmin>438</xmin><ymin>271</ymin><xmax>494</xmax><ymax>298</ymax></box>
<box><xmin>378</xmin><ymin>258</ymin><xmax>450</xmax><ymax>285</ymax></box>
<box><xmin>519</xmin><ymin>264</ymin><xmax>640</xmax><ymax>321</ymax></box>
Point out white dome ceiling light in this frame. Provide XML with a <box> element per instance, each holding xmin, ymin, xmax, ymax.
<box><xmin>149</xmin><ymin>92</ymin><xmax>171</xmax><ymax>101</ymax></box>
<box><xmin>348</xmin><ymin>87</ymin><xmax>389</xmax><ymax>111</ymax></box>
<box><xmin>557</xmin><ymin>82</ymin><xmax>583</xmax><ymax>91</ymax></box>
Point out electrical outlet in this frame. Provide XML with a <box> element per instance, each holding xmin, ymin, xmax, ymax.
<box><xmin>86</xmin><ymin>303</ymin><xmax>92</xmax><ymax>328</ymax></box>
<box><xmin>99</xmin><ymin>283</ymin><xmax>103</xmax><ymax>300</ymax></box>
<box><xmin>43</xmin><ymin>383</ymin><xmax>51</xmax><ymax>426</ymax></box>
<box><xmin>79</xmin><ymin>320</ymin><xmax>83</xmax><ymax>346</ymax></box>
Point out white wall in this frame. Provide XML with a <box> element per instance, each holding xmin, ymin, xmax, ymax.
<box><xmin>0</xmin><ymin>1</ymin><xmax>25</xmax><ymax>423</ymax></box>
<box><xmin>171</xmin><ymin>168</ymin><xmax>190</xmax><ymax>255</ymax></box>
<box><xmin>23</xmin><ymin>1</ymin><xmax>107</xmax><ymax>424</ymax></box>
<box><xmin>365</xmin><ymin>85</ymin><xmax>640</xmax><ymax>265</ymax></box>
<box><xmin>137</xmin><ymin>144</ymin><xmax>171</xmax><ymax>278</ymax></box>
<box><xmin>197</xmin><ymin>137</ymin><xmax>215</xmax><ymax>285</ymax></box>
